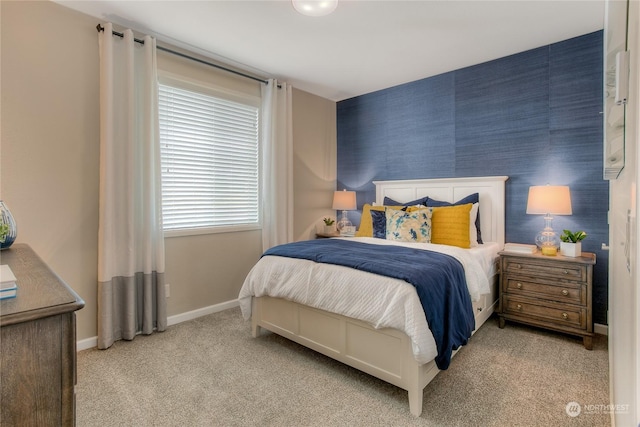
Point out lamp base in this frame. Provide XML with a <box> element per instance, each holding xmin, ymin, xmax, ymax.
<box><xmin>535</xmin><ymin>215</ymin><xmax>560</xmax><ymax>256</ymax></box>
<box><xmin>540</xmin><ymin>245</ymin><xmax>558</xmax><ymax>256</ymax></box>
<box><xmin>336</xmin><ymin>210</ymin><xmax>352</xmax><ymax>232</ymax></box>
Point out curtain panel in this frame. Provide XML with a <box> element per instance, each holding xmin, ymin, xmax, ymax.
<box><xmin>261</xmin><ymin>79</ymin><xmax>294</xmax><ymax>251</ymax></box>
<box><xmin>97</xmin><ymin>23</ymin><xmax>166</xmax><ymax>349</ymax></box>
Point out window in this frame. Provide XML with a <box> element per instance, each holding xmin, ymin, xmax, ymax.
<box><xmin>158</xmin><ymin>78</ymin><xmax>260</xmax><ymax>235</ymax></box>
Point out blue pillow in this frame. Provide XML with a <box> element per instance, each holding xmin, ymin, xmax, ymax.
<box><xmin>371</xmin><ymin>205</ymin><xmax>411</xmax><ymax>238</ymax></box>
<box><xmin>426</xmin><ymin>193</ymin><xmax>483</xmax><ymax>244</ymax></box>
<box><xmin>370</xmin><ymin>210</ymin><xmax>387</xmax><ymax>239</ymax></box>
<box><xmin>383</xmin><ymin>195</ymin><xmax>429</xmax><ymax>206</ymax></box>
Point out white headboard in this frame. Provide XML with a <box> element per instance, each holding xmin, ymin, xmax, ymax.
<box><xmin>373</xmin><ymin>176</ymin><xmax>509</xmax><ymax>246</ymax></box>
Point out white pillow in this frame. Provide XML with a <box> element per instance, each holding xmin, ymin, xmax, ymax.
<box><xmin>469</xmin><ymin>203</ymin><xmax>479</xmax><ymax>247</ymax></box>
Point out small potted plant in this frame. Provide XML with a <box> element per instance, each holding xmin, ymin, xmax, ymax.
<box><xmin>560</xmin><ymin>230</ymin><xmax>587</xmax><ymax>257</ymax></box>
<box><xmin>0</xmin><ymin>223</ymin><xmax>9</xmax><ymax>244</ymax></box>
<box><xmin>323</xmin><ymin>217</ymin><xmax>335</xmax><ymax>234</ymax></box>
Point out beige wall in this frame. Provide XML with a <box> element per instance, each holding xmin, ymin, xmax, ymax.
<box><xmin>292</xmin><ymin>89</ymin><xmax>337</xmax><ymax>241</ymax></box>
<box><xmin>1</xmin><ymin>1</ymin><xmax>337</xmax><ymax>342</ymax></box>
<box><xmin>1</xmin><ymin>1</ymin><xmax>101</xmax><ymax>341</ymax></box>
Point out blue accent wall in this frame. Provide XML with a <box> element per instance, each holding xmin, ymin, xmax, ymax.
<box><xmin>337</xmin><ymin>31</ymin><xmax>608</xmax><ymax>324</ymax></box>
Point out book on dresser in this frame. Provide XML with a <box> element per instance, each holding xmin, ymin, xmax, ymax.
<box><xmin>0</xmin><ymin>264</ymin><xmax>17</xmax><ymax>300</ymax></box>
<box><xmin>503</xmin><ymin>243</ymin><xmax>537</xmax><ymax>254</ymax></box>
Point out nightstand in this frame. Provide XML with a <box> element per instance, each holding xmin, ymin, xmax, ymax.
<box><xmin>498</xmin><ymin>250</ymin><xmax>596</xmax><ymax>349</ymax></box>
<box><xmin>316</xmin><ymin>232</ymin><xmax>340</xmax><ymax>238</ymax></box>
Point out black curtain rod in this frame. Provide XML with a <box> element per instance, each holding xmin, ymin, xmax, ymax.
<box><xmin>96</xmin><ymin>24</ymin><xmax>269</xmax><ymax>85</ymax></box>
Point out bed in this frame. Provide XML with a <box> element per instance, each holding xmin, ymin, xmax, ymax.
<box><xmin>238</xmin><ymin>176</ymin><xmax>508</xmax><ymax>416</ymax></box>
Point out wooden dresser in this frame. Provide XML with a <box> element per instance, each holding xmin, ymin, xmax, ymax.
<box><xmin>0</xmin><ymin>244</ymin><xmax>85</xmax><ymax>426</ymax></box>
<box><xmin>498</xmin><ymin>250</ymin><xmax>595</xmax><ymax>349</ymax></box>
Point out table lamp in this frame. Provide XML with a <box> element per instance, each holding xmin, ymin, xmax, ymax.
<box><xmin>332</xmin><ymin>189</ymin><xmax>356</xmax><ymax>233</ymax></box>
<box><xmin>526</xmin><ymin>185</ymin><xmax>572</xmax><ymax>255</ymax></box>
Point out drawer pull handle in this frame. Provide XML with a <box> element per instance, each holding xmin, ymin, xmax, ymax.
<box><xmin>514</xmin><ymin>264</ymin><xmax>522</xmax><ymax>269</ymax></box>
<box><xmin>516</xmin><ymin>304</ymin><xmax>522</xmax><ymax>310</ymax></box>
<box><xmin>561</xmin><ymin>289</ymin><xmax>569</xmax><ymax>296</ymax></box>
<box><xmin>563</xmin><ymin>270</ymin><xmax>569</xmax><ymax>275</ymax></box>
<box><xmin>562</xmin><ymin>312</ymin><xmax>568</xmax><ymax>320</ymax></box>
<box><xmin>516</xmin><ymin>282</ymin><xmax>522</xmax><ymax>289</ymax></box>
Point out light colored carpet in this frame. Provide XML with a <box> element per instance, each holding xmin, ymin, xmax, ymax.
<box><xmin>77</xmin><ymin>307</ymin><xmax>609</xmax><ymax>426</ymax></box>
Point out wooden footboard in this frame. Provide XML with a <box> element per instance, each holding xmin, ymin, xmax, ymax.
<box><xmin>251</xmin><ymin>279</ymin><xmax>498</xmax><ymax>417</ymax></box>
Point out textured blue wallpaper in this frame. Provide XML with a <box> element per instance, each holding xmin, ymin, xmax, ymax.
<box><xmin>337</xmin><ymin>31</ymin><xmax>608</xmax><ymax>324</ymax></box>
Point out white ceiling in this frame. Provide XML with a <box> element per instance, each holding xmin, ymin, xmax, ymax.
<box><xmin>55</xmin><ymin>0</ymin><xmax>605</xmax><ymax>101</ymax></box>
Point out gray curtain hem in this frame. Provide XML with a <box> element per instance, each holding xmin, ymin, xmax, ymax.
<box><xmin>97</xmin><ymin>271</ymin><xmax>167</xmax><ymax>350</ymax></box>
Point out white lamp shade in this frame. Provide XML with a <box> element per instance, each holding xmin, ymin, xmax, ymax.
<box><xmin>292</xmin><ymin>0</ymin><xmax>338</xmax><ymax>17</ymax></box>
<box><xmin>526</xmin><ymin>185</ymin><xmax>572</xmax><ymax>215</ymax></box>
<box><xmin>332</xmin><ymin>190</ymin><xmax>356</xmax><ymax>210</ymax></box>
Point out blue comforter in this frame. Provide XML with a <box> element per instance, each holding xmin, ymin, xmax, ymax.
<box><xmin>263</xmin><ymin>239</ymin><xmax>475</xmax><ymax>369</ymax></box>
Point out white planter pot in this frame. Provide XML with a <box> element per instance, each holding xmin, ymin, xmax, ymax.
<box><xmin>323</xmin><ymin>225</ymin><xmax>335</xmax><ymax>234</ymax></box>
<box><xmin>560</xmin><ymin>241</ymin><xmax>582</xmax><ymax>257</ymax></box>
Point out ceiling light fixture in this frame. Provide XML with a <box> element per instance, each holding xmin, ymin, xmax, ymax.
<box><xmin>292</xmin><ymin>0</ymin><xmax>338</xmax><ymax>17</ymax></box>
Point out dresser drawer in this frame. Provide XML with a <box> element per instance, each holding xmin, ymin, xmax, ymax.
<box><xmin>502</xmin><ymin>257</ymin><xmax>587</xmax><ymax>282</ymax></box>
<box><xmin>502</xmin><ymin>295</ymin><xmax>586</xmax><ymax>329</ymax></box>
<box><xmin>505</xmin><ymin>278</ymin><xmax>584</xmax><ymax>305</ymax></box>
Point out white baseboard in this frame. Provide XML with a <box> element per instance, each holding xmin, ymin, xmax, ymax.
<box><xmin>167</xmin><ymin>299</ymin><xmax>239</xmax><ymax>326</ymax></box>
<box><xmin>76</xmin><ymin>302</ymin><xmax>607</xmax><ymax>351</ymax></box>
<box><xmin>77</xmin><ymin>336</ymin><xmax>98</xmax><ymax>351</ymax></box>
<box><xmin>594</xmin><ymin>322</ymin><xmax>608</xmax><ymax>336</ymax></box>
<box><xmin>77</xmin><ymin>299</ymin><xmax>240</xmax><ymax>352</ymax></box>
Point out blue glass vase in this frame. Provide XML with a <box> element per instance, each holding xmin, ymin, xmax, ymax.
<box><xmin>0</xmin><ymin>201</ymin><xmax>17</xmax><ymax>250</ymax></box>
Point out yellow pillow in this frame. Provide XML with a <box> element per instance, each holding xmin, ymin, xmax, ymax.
<box><xmin>356</xmin><ymin>204</ymin><xmax>403</xmax><ymax>237</ymax></box>
<box><xmin>430</xmin><ymin>203</ymin><xmax>473</xmax><ymax>248</ymax></box>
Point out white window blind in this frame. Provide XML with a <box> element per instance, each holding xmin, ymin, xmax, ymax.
<box><xmin>159</xmin><ymin>83</ymin><xmax>260</xmax><ymax>232</ymax></box>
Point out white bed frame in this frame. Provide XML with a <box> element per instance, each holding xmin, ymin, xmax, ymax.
<box><xmin>251</xmin><ymin>176</ymin><xmax>508</xmax><ymax>417</ymax></box>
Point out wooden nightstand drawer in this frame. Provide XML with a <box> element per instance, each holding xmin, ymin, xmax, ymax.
<box><xmin>502</xmin><ymin>295</ymin><xmax>585</xmax><ymax>329</ymax></box>
<box><xmin>503</xmin><ymin>257</ymin><xmax>587</xmax><ymax>282</ymax></box>
<box><xmin>505</xmin><ymin>279</ymin><xmax>584</xmax><ymax>305</ymax></box>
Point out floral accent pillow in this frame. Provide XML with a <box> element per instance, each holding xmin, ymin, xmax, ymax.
<box><xmin>355</xmin><ymin>204</ymin><xmax>405</xmax><ymax>238</ymax></box>
<box><xmin>385</xmin><ymin>208</ymin><xmax>432</xmax><ymax>243</ymax></box>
